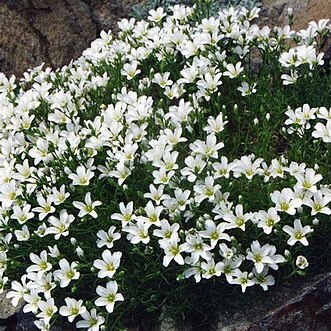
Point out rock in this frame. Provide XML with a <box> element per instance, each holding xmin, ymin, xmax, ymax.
<box><xmin>217</xmin><ymin>273</ymin><xmax>331</xmax><ymax>331</ymax></box>
<box><xmin>291</xmin><ymin>0</ymin><xmax>331</xmax><ymax>30</ymax></box>
<box><xmin>16</xmin><ymin>311</ymin><xmax>36</xmax><ymax>331</ymax></box>
<box><xmin>0</xmin><ymin>4</ymin><xmax>45</xmax><ymax>78</ymax></box>
<box><xmin>260</xmin><ymin>0</ymin><xmax>331</xmax><ymax>31</ymax></box>
<box><xmin>0</xmin><ymin>290</ymin><xmax>22</xmax><ymax>320</ymax></box>
<box><xmin>259</xmin><ymin>0</ymin><xmax>310</xmax><ymax>28</ymax></box>
<box><xmin>0</xmin><ymin>0</ymin><xmax>145</xmax><ymax>78</ymax></box>
<box><xmin>85</xmin><ymin>0</ymin><xmax>146</xmax><ymax>34</ymax></box>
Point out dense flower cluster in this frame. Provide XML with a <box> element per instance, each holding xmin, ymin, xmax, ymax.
<box><xmin>284</xmin><ymin>104</ymin><xmax>331</xmax><ymax>142</ymax></box>
<box><xmin>0</xmin><ymin>3</ymin><xmax>330</xmax><ymax>330</ymax></box>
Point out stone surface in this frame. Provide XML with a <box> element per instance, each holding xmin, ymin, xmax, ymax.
<box><xmin>0</xmin><ymin>290</ymin><xmax>22</xmax><ymax>320</ymax></box>
<box><xmin>259</xmin><ymin>0</ymin><xmax>310</xmax><ymax>28</ymax></box>
<box><xmin>217</xmin><ymin>273</ymin><xmax>331</xmax><ymax>331</ymax></box>
<box><xmin>291</xmin><ymin>0</ymin><xmax>331</xmax><ymax>31</ymax></box>
<box><xmin>0</xmin><ymin>0</ymin><xmax>145</xmax><ymax>77</ymax></box>
<box><xmin>260</xmin><ymin>0</ymin><xmax>331</xmax><ymax>31</ymax></box>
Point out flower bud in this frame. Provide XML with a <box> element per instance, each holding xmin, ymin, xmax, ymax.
<box><xmin>284</xmin><ymin>249</ymin><xmax>291</xmax><ymax>258</ymax></box>
<box><xmin>76</xmin><ymin>246</ymin><xmax>84</xmax><ymax>258</ymax></box>
<box><xmin>312</xmin><ymin>218</ymin><xmax>319</xmax><ymax>225</ymax></box>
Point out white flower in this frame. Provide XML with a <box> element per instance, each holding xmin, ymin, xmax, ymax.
<box><xmin>281</xmin><ymin>70</ymin><xmax>299</xmax><ymax>85</ymax></box>
<box><xmin>96</xmin><ymin>226</ymin><xmax>121</xmax><ymax>249</ymax></box>
<box><xmin>232</xmin><ymin>155</ymin><xmax>263</xmax><ymax>179</ymax></box>
<box><xmin>50</xmin><ymin>185</ymin><xmax>70</xmax><ymax>205</ymax></box>
<box><xmin>271</xmin><ymin>188</ymin><xmax>302</xmax><ymax>215</ymax></box>
<box><xmin>111</xmin><ymin>201</ymin><xmax>135</xmax><ymax>228</ymax></box>
<box><xmin>13</xmin><ymin>159</ymin><xmax>36</xmax><ymax>182</ymax></box>
<box><xmin>0</xmin><ymin>180</ymin><xmax>22</xmax><ymax>208</ymax></box>
<box><xmin>223</xmin><ymin>62</ymin><xmax>244</xmax><ymax>78</ymax></box>
<box><xmin>148</xmin><ymin>7</ymin><xmax>166</xmax><ymax>22</ymax></box>
<box><xmin>48</xmin><ymin>245</ymin><xmax>61</xmax><ymax>258</ymax></box>
<box><xmin>193</xmin><ymin>176</ymin><xmax>221</xmax><ymax>203</ymax></box>
<box><xmin>162</xmin><ymin>239</ymin><xmax>185</xmax><ymax>267</ymax></box>
<box><xmin>34</xmin><ymin>319</ymin><xmax>51</xmax><ymax>331</ymax></box>
<box><xmin>201</xmin><ymin>258</ymin><xmax>223</xmax><ymax>279</ymax></box>
<box><xmin>189</xmin><ymin>134</ymin><xmax>224</xmax><ymax>159</ymax></box>
<box><xmin>223</xmin><ymin>204</ymin><xmax>250</xmax><ymax>231</ymax></box>
<box><xmin>109</xmin><ymin>161</ymin><xmax>132</xmax><ymax>185</ymax></box>
<box><xmin>11</xmin><ymin>204</ymin><xmax>34</xmax><ymax>224</ymax></box>
<box><xmin>197</xmin><ymin>71</ymin><xmax>223</xmax><ymax>100</ymax></box>
<box><xmin>6</xmin><ymin>275</ymin><xmax>29</xmax><ymax>307</ymax></box>
<box><xmin>237</xmin><ymin>82</ymin><xmax>257</xmax><ymax>96</ymax></box>
<box><xmin>283</xmin><ymin>219</ymin><xmax>313</xmax><ymax>246</ymax></box>
<box><xmin>29</xmin><ymin>139</ymin><xmax>52</xmax><ymax>165</ymax></box>
<box><xmin>295</xmin><ymin>168</ymin><xmax>322</xmax><ymax>193</ymax></box>
<box><xmin>33</xmin><ymin>195</ymin><xmax>55</xmax><ymax>220</ymax></box>
<box><xmin>181</xmin><ymin>155</ymin><xmax>206</xmax><ymax>182</ymax></box>
<box><xmin>153</xmin><ymin>219</ymin><xmax>179</xmax><ymax>246</ymax></box>
<box><xmin>303</xmin><ymin>191</ymin><xmax>331</xmax><ymax>215</ymax></box>
<box><xmin>23</xmin><ymin>289</ymin><xmax>41</xmax><ymax>314</ymax></box>
<box><xmin>143</xmin><ymin>184</ymin><xmax>169</xmax><ymax>205</ymax></box>
<box><xmin>136</xmin><ymin>201</ymin><xmax>163</xmax><ymax>226</ymax></box>
<box><xmin>59</xmin><ymin>298</ymin><xmax>86</xmax><ymax>323</ymax></box>
<box><xmin>45</xmin><ymin>210</ymin><xmax>75</xmax><ymax>240</ymax></box>
<box><xmin>76</xmin><ymin>308</ymin><xmax>105</xmax><ymax>331</ymax></box>
<box><xmin>230</xmin><ymin>270</ymin><xmax>254</xmax><ymax>293</ymax></box>
<box><xmin>246</xmin><ymin>241</ymin><xmax>275</xmax><ymax>273</ymax></box>
<box><xmin>204</xmin><ymin>114</ymin><xmax>228</xmax><ymax>134</ymax></box>
<box><xmin>73</xmin><ymin>192</ymin><xmax>102</xmax><ymax>219</ymax></box>
<box><xmin>28</xmin><ymin>273</ymin><xmax>56</xmax><ymax>300</ymax></box>
<box><xmin>14</xmin><ymin>225</ymin><xmax>30</xmax><ymax>241</ymax></box>
<box><xmin>121</xmin><ymin>62</ymin><xmax>141</xmax><ymax>80</ymax></box>
<box><xmin>26</xmin><ymin>250</ymin><xmax>52</xmax><ymax>276</ymax></box>
<box><xmin>68</xmin><ymin>165</ymin><xmax>94</xmax><ymax>186</ymax></box>
<box><xmin>199</xmin><ymin>219</ymin><xmax>230</xmax><ymax>248</ymax></box>
<box><xmin>312</xmin><ymin>121</ymin><xmax>331</xmax><ymax>142</ymax></box>
<box><xmin>0</xmin><ymin>272</ymin><xmax>8</xmax><ymax>295</ymax></box>
<box><xmin>53</xmin><ymin>259</ymin><xmax>80</xmax><ymax>288</ymax></box>
<box><xmin>296</xmin><ymin>255</ymin><xmax>309</xmax><ymax>269</ymax></box>
<box><xmin>37</xmin><ymin>298</ymin><xmax>58</xmax><ymax>324</ymax></box>
<box><xmin>152</xmin><ymin>72</ymin><xmax>173</xmax><ymax>88</ymax></box>
<box><xmin>124</xmin><ymin>220</ymin><xmax>151</xmax><ymax>244</ymax></box>
<box><xmin>93</xmin><ymin>250</ymin><xmax>122</xmax><ymax>278</ymax></box>
<box><xmin>252</xmin><ymin>267</ymin><xmax>275</xmax><ymax>291</ymax></box>
<box><xmin>257</xmin><ymin>208</ymin><xmax>280</xmax><ymax>234</ymax></box>
<box><xmin>181</xmin><ymin>234</ymin><xmax>212</xmax><ymax>264</ymax></box>
<box><xmin>152</xmin><ymin>168</ymin><xmax>175</xmax><ymax>185</ymax></box>
<box><xmin>95</xmin><ymin>281</ymin><xmax>124</xmax><ymax>313</ymax></box>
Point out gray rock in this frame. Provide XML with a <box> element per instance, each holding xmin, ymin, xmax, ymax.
<box><xmin>16</xmin><ymin>311</ymin><xmax>36</xmax><ymax>331</ymax></box>
<box><xmin>217</xmin><ymin>273</ymin><xmax>331</xmax><ymax>331</ymax></box>
<box><xmin>0</xmin><ymin>290</ymin><xmax>22</xmax><ymax>320</ymax></box>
